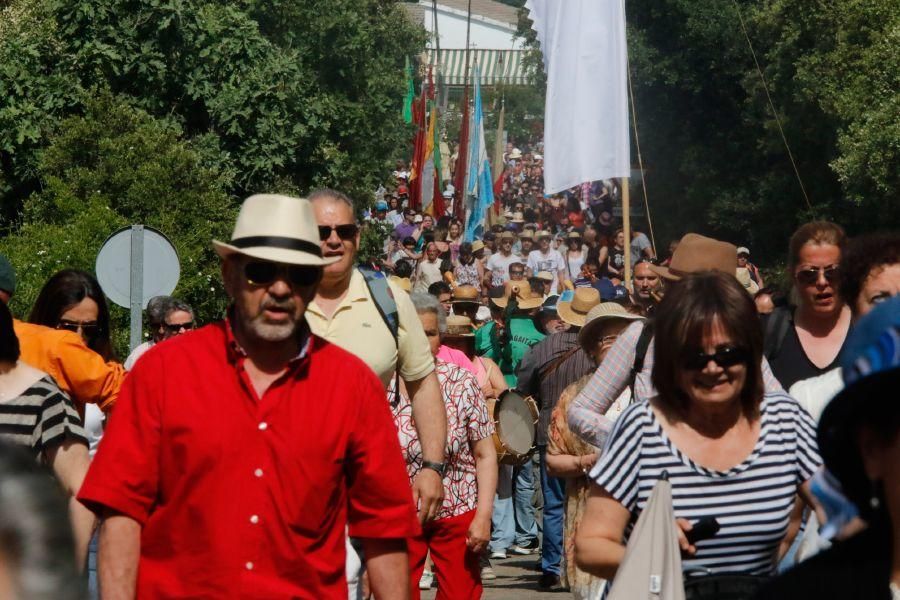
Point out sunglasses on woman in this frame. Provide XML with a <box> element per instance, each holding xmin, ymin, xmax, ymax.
<box><xmin>795</xmin><ymin>265</ymin><xmax>839</xmax><ymax>286</ymax></box>
<box><xmin>318</xmin><ymin>224</ymin><xmax>358</xmax><ymax>242</ymax></box>
<box><xmin>682</xmin><ymin>345</ymin><xmax>748</xmax><ymax>371</ymax></box>
<box><xmin>244</xmin><ymin>261</ymin><xmax>320</xmax><ymax>287</ymax></box>
<box><xmin>57</xmin><ymin>319</ymin><xmax>101</xmax><ymax>339</ymax></box>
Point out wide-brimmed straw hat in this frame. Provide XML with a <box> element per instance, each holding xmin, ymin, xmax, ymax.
<box><xmin>445</xmin><ymin>315</ymin><xmax>475</xmax><ymax>336</ymax></box>
<box><xmin>509</xmin><ymin>148</ymin><xmax>523</xmax><ymax>160</ymax></box>
<box><xmin>471</xmin><ymin>240</ymin><xmax>485</xmax><ymax>253</ymax></box>
<box><xmin>649</xmin><ymin>233</ymin><xmax>737</xmax><ymax>281</ymax></box>
<box><xmin>511</xmin><ymin>212</ymin><xmax>525</xmax><ymax>224</ymax></box>
<box><xmin>535</xmin><ymin>230</ymin><xmax>551</xmax><ymax>240</ymax></box>
<box><xmin>535</xmin><ymin>271</ymin><xmax>554</xmax><ymax>282</ymax></box>
<box><xmin>451</xmin><ymin>285</ymin><xmax>480</xmax><ymax>305</ymax></box>
<box><xmin>519</xmin><ymin>229</ymin><xmax>534</xmax><ymax>240</ymax></box>
<box><xmin>578</xmin><ymin>303</ymin><xmax>645</xmax><ymax>351</ymax></box>
<box><xmin>557</xmin><ymin>288</ymin><xmax>601</xmax><ymax>327</ymax></box>
<box><xmin>213</xmin><ymin>194</ymin><xmax>339</xmax><ymax>266</ymax></box>
<box><xmin>493</xmin><ymin>281</ymin><xmax>544</xmax><ymax>310</ymax></box>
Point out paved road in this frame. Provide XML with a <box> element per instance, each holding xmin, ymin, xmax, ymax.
<box><xmin>421</xmin><ymin>553</ymin><xmax>570</xmax><ymax>599</ymax></box>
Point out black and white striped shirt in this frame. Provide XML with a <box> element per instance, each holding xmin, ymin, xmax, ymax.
<box><xmin>590</xmin><ymin>392</ymin><xmax>821</xmax><ymax>576</ymax></box>
<box><xmin>0</xmin><ymin>376</ymin><xmax>88</xmax><ymax>462</ymax></box>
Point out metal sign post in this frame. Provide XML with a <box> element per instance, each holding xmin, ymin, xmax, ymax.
<box><xmin>129</xmin><ymin>225</ymin><xmax>145</xmax><ymax>352</ymax></box>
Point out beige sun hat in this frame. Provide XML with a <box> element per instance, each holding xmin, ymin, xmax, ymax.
<box><xmin>511</xmin><ymin>212</ymin><xmax>526</xmax><ymax>224</ymax></box>
<box><xmin>451</xmin><ymin>285</ymin><xmax>481</xmax><ymax>305</ymax></box>
<box><xmin>509</xmin><ymin>148</ymin><xmax>523</xmax><ymax>160</ymax></box>
<box><xmin>213</xmin><ymin>194</ymin><xmax>339</xmax><ymax>266</ymax></box>
<box><xmin>471</xmin><ymin>240</ymin><xmax>485</xmax><ymax>253</ymax></box>
<box><xmin>446</xmin><ymin>315</ymin><xmax>475</xmax><ymax>336</ymax></box>
<box><xmin>519</xmin><ymin>229</ymin><xmax>534</xmax><ymax>239</ymax></box>
<box><xmin>578</xmin><ymin>302</ymin><xmax>645</xmax><ymax>351</ymax></box>
<box><xmin>556</xmin><ymin>287</ymin><xmax>602</xmax><ymax>327</ymax></box>
<box><xmin>736</xmin><ymin>267</ymin><xmax>760</xmax><ymax>295</ymax></box>
<box><xmin>649</xmin><ymin>233</ymin><xmax>737</xmax><ymax>281</ymax></box>
<box><xmin>535</xmin><ymin>271</ymin><xmax>554</xmax><ymax>282</ymax></box>
<box><xmin>493</xmin><ymin>281</ymin><xmax>544</xmax><ymax>310</ymax></box>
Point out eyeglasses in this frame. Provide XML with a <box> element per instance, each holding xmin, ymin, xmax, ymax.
<box><xmin>244</xmin><ymin>261</ymin><xmax>320</xmax><ymax>287</ymax></box>
<box><xmin>682</xmin><ymin>345</ymin><xmax>748</xmax><ymax>371</ymax></box>
<box><xmin>318</xmin><ymin>224</ymin><xmax>358</xmax><ymax>242</ymax></box>
<box><xmin>57</xmin><ymin>319</ymin><xmax>101</xmax><ymax>338</ymax></box>
<box><xmin>165</xmin><ymin>321</ymin><xmax>194</xmax><ymax>334</ymax></box>
<box><xmin>795</xmin><ymin>265</ymin><xmax>839</xmax><ymax>286</ymax></box>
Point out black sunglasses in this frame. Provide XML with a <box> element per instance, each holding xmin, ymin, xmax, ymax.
<box><xmin>244</xmin><ymin>261</ymin><xmax>320</xmax><ymax>287</ymax></box>
<box><xmin>318</xmin><ymin>224</ymin><xmax>358</xmax><ymax>242</ymax></box>
<box><xmin>165</xmin><ymin>321</ymin><xmax>194</xmax><ymax>334</ymax></box>
<box><xmin>57</xmin><ymin>320</ymin><xmax>101</xmax><ymax>338</ymax></box>
<box><xmin>682</xmin><ymin>345</ymin><xmax>748</xmax><ymax>371</ymax></box>
<box><xmin>795</xmin><ymin>265</ymin><xmax>839</xmax><ymax>286</ymax></box>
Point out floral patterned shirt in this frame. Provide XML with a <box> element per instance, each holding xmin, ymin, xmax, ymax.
<box><xmin>390</xmin><ymin>360</ymin><xmax>494</xmax><ymax>520</ymax></box>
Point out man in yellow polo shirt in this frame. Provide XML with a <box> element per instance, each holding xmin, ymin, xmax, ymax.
<box><xmin>305</xmin><ymin>189</ymin><xmax>447</xmax><ymax>524</ymax></box>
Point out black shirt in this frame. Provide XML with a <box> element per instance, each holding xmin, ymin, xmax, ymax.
<box><xmin>764</xmin><ymin>308</ymin><xmax>846</xmax><ymax>390</ymax></box>
<box><xmin>752</xmin><ymin>526</ymin><xmax>890</xmax><ymax>600</ymax></box>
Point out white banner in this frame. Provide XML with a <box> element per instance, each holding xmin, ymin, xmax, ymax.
<box><xmin>526</xmin><ymin>0</ymin><xmax>631</xmax><ymax>194</ymax></box>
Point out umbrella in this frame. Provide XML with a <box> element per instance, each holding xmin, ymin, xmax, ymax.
<box><xmin>607</xmin><ymin>477</ymin><xmax>685</xmax><ymax>600</ymax></box>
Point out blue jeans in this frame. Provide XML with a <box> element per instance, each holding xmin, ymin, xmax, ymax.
<box><xmin>490</xmin><ymin>462</ymin><xmax>538</xmax><ymax>551</ymax></box>
<box><xmin>88</xmin><ymin>530</ymin><xmax>99</xmax><ymax>599</ymax></box>
<box><xmin>539</xmin><ymin>447</ymin><xmax>566</xmax><ymax>575</ymax></box>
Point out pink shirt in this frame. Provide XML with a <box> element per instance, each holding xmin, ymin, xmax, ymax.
<box><xmin>436</xmin><ymin>345</ymin><xmax>476</xmax><ymax>375</ymax></box>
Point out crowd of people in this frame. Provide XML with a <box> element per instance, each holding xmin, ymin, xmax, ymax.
<box><xmin>0</xmin><ymin>139</ymin><xmax>897</xmax><ymax>600</ymax></box>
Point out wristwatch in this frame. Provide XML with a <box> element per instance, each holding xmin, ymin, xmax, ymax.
<box><xmin>422</xmin><ymin>461</ymin><xmax>447</xmax><ymax>477</ymax></box>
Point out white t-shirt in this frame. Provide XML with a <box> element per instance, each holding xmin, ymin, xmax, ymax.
<box><xmin>527</xmin><ymin>249</ymin><xmax>566</xmax><ymax>294</ymax></box>
<box><xmin>788</xmin><ymin>367</ymin><xmax>843</xmax><ymax>423</ymax></box>
<box><xmin>486</xmin><ymin>253</ymin><xmax>524</xmax><ymax>288</ymax></box>
<box><xmin>414</xmin><ymin>259</ymin><xmax>443</xmax><ymax>293</ymax></box>
<box><xmin>124</xmin><ymin>340</ymin><xmax>154</xmax><ymax>371</ymax></box>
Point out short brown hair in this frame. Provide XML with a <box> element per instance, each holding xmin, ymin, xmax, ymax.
<box><xmin>652</xmin><ymin>271</ymin><xmax>764</xmax><ymax>416</ymax></box>
<box><xmin>788</xmin><ymin>221</ymin><xmax>846</xmax><ymax>271</ymax></box>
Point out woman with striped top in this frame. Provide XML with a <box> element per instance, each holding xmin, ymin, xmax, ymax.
<box><xmin>575</xmin><ymin>272</ymin><xmax>822</xmax><ymax>595</ymax></box>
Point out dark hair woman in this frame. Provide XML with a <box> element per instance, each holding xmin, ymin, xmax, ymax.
<box><xmin>29</xmin><ymin>269</ymin><xmax>115</xmax><ymax>361</ymax></box>
<box><xmin>576</xmin><ymin>272</ymin><xmax>822</xmax><ymax>596</ymax></box>
<box><xmin>764</xmin><ymin>221</ymin><xmax>850</xmax><ymax>389</ymax></box>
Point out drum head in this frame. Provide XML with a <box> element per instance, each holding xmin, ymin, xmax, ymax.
<box><xmin>496</xmin><ymin>391</ymin><xmax>535</xmax><ymax>455</ymax></box>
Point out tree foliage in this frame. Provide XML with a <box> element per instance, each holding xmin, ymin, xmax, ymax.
<box><xmin>0</xmin><ymin>93</ymin><xmax>236</xmax><ymax>356</ymax></box>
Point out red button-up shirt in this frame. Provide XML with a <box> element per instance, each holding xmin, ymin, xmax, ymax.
<box><xmin>79</xmin><ymin>320</ymin><xmax>419</xmax><ymax>599</ymax></box>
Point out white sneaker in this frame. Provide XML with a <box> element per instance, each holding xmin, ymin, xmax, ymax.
<box><xmin>481</xmin><ymin>566</ymin><xmax>497</xmax><ymax>580</ymax></box>
<box><xmin>418</xmin><ymin>570</ymin><xmax>434</xmax><ymax>590</ymax></box>
<box><xmin>489</xmin><ymin>549</ymin><xmax>507</xmax><ymax>560</ymax></box>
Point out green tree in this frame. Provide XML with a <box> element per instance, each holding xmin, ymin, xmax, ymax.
<box><xmin>0</xmin><ymin>93</ymin><xmax>236</xmax><ymax>356</ymax></box>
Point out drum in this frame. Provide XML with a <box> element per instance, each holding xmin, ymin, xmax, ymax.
<box><xmin>486</xmin><ymin>389</ymin><xmax>539</xmax><ymax>465</ymax></box>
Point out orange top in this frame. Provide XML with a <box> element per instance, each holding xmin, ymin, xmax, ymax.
<box><xmin>13</xmin><ymin>320</ymin><xmax>125</xmax><ymax>411</ymax></box>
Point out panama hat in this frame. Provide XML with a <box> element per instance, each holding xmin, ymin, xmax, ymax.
<box><xmin>499</xmin><ymin>231</ymin><xmax>516</xmax><ymax>241</ymax></box>
<box><xmin>519</xmin><ymin>229</ymin><xmax>534</xmax><ymax>239</ymax></box>
<box><xmin>557</xmin><ymin>288</ymin><xmax>601</xmax><ymax>328</ymax></box>
<box><xmin>535</xmin><ymin>230</ymin><xmax>552</xmax><ymax>239</ymax></box>
<box><xmin>511</xmin><ymin>212</ymin><xmax>526</xmax><ymax>224</ymax></box>
<box><xmin>493</xmin><ymin>281</ymin><xmax>544</xmax><ymax>310</ymax></box>
<box><xmin>649</xmin><ymin>233</ymin><xmax>737</xmax><ymax>281</ymax></box>
<box><xmin>213</xmin><ymin>194</ymin><xmax>338</xmax><ymax>266</ymax></box>
<box><xmin>735</xmin><ymin>267</ymin><xmax>760</xmax><ymax>295</ymax></box>
<box><xmin>509</xmin><ymin>148</ymin><xmax>523</xmax><ymax>160</ymax></box>
<box><xmin>578</xmin><ymin>302</ymin><xmax>645</xmax><ymax>352</ymax></box>
<box><xmin>535</xmin><ymin>271</ymin><xmax>555</xmax><ymax>283</ymax></box>
<box><xmin>451</xmin><ymin>285</ymin><xmax>480</xmax><ymax>305</ymax></box>
<box><xmin>471</xmin><ymin>240</ymin><xmax>486</xmax><ymax>253</ymax></box>
<box><xmin>446</xmin><ymin>315</ymin><xmax>475</xmax><ymax>336</ymax></box>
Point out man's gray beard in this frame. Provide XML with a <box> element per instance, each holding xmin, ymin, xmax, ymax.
<box><xmin>245</xmin><ymin>316</ymin><xmax>298</xmax><ymax>342</ymax></box>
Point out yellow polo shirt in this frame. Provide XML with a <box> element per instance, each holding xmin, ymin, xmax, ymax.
<box><xmin>306</xmin><ymin>270</ymin><xmax>434</xmax><ymax>389</ymax></box>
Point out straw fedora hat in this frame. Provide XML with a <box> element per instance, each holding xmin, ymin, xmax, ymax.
<box><xmin>535</xmin><ymin>229</ymin><xmax>551</xmax><ymax>239</ymax></box>
<box><xmin>213</xmin><ymin>194</ymin><xmax>338</xmax><ymax>266</ymax></box>
<box><xmin>735</xmin><ymin>268</ymin><xmax>760</xmax><ymax>295</ymax></box>
<box><xmin>471</xmin><ymin>240</ymin><xmax>485</xmax><ymax>253</ymax></box>
<box><xmin>649</xmin><ymin>233</ymin><xmax>737</xmax><ymax>281</ymax></box>
<box><xmin>519</xmin><ymin>229</ymin><xmax>534</xmax><ymax>239</ymax></box>
<box><xmin>493</xmin><ymin>280</ymin><xmax>544</xmax><ymax>310</ymax></box>
<box><xmin>578</xmin><ymin>303</ymin><xmax>645</xmax><ymax>351</ymax></box>
<box><xmin>509</xmin><ymin>148</ymin><xmax>523</xmax><ymax>160</ymax></box>
<box><xmin>446</xmin><ymin>315</ymin><xmax>475</xmax><ymax>336</ymax></box>
<box><xmin>451</xmin><ymin>285</ymin><xmax>480</xmax><ymax>305</ymax></box>
<box><xmin>511</xmin><ymin>212</ymin><xmax>525</xmax><ymax>224</ymax></box>
<box><xmin>557</xmin><ymin>287</ymin><xmax>601</xmax><ymax>327</ymax></box>
<box><xmin>535</xmin><ymin>271</ymin><xmax>555</xmax><ymax>282</ymax></box>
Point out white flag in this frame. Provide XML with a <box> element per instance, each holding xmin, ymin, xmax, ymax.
<box><xmin>526</xmin><ymin>0</ymin><xmax>630</xmax><ymax>194</ymax></box>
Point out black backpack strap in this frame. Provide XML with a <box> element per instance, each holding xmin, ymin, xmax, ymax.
<box><xmin>629</xmin><ymin>321</ymin><xmax>654</xmax><ymax>399</ymax></box>
<box><xmin>763</xmin><ymin>307</ymin><xmax>792</xmax><ymax>361</ymax></box>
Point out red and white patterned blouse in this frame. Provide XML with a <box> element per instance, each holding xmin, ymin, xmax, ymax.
<box><xmin>390</xmin><ymin>360</ymin><xmax>495</xmax><ymax>520</ymax></box>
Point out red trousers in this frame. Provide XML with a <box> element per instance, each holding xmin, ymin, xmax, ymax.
<box><xmin>408</xmin><ymin>510</ymin><xmax>482</xmax><ymax>600</ymax></box>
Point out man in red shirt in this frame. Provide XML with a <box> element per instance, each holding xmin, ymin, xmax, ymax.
<box><xmin>78</xmin><ymin>194</ymin><xmax>419</xmax><ymax>599</ymax></box>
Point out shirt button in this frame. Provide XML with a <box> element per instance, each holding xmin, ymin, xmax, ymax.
<box><xmin>245</xmin><ymin>561</ymin><xmax>254</xmax><ymax>571</ymax></box>
<box><xmin>258</xmin><ymin>422</ymin><xmax>268</xmax><ymax>431</ymax></box>
<box><xmin>254</xmin><ymin>468</ymin><xmax>264</xmax><ymax>478</ymax></box>
<box><xmin>250</xmin><ymin>515</ymin><xmax>259</xmax><ymax>524</ymax></box>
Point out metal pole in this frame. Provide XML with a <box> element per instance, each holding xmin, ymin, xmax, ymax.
<box><xmin>622</xmin><ymin>179</ymin><xmax>632</xmax><ymax>292</ymax></box>
<box><xmin>129</xmin><ymin>224</ymin><xmax>144</xmax><ymax>352</ymax></box>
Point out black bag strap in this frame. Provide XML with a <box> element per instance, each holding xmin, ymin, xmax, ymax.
<box><xmin>629</xmin><ymin>321</ymin><xmax>654</xmax><ymax>399</ymax></box>
<box><xmin>763</xmin><ymin>306</ymin><xmax>792</xmax><ymax>361</ymax></box>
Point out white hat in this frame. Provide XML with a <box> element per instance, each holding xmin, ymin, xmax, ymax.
<box><xmin>213</xmin><ymin>194</ymin><xmax>338</xmax><ymax>266</ymax></box>
<box><xmin>737</xmin><ymin>246</ymin><xmax>750</xmax><ymax>256</ymax></box>
<box><xmin>508</xmin><ymin>148</ymin><xmax>522</xmax><ymax>160</ymax></box>
<box><xmin>413</xmin><ymin>214</ymin><xmax>424</xmax><ymax>223</ymax></box>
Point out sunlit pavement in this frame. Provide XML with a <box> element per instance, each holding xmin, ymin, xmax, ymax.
<box><xmin>421</xmin><ymin>552</ymin><xmax>569</xmax><ymax>599</ymax></box>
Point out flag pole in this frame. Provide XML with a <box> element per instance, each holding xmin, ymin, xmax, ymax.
<box><xmin>622</xmin><ymin>177</ymin><xmax>632</xmax><ymax>292</ymax></box>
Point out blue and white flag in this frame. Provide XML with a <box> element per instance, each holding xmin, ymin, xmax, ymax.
<box><xmin>463</xmin><ymin>63</ymin><xmax>494</xmax><ymax>243</ymax></box>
